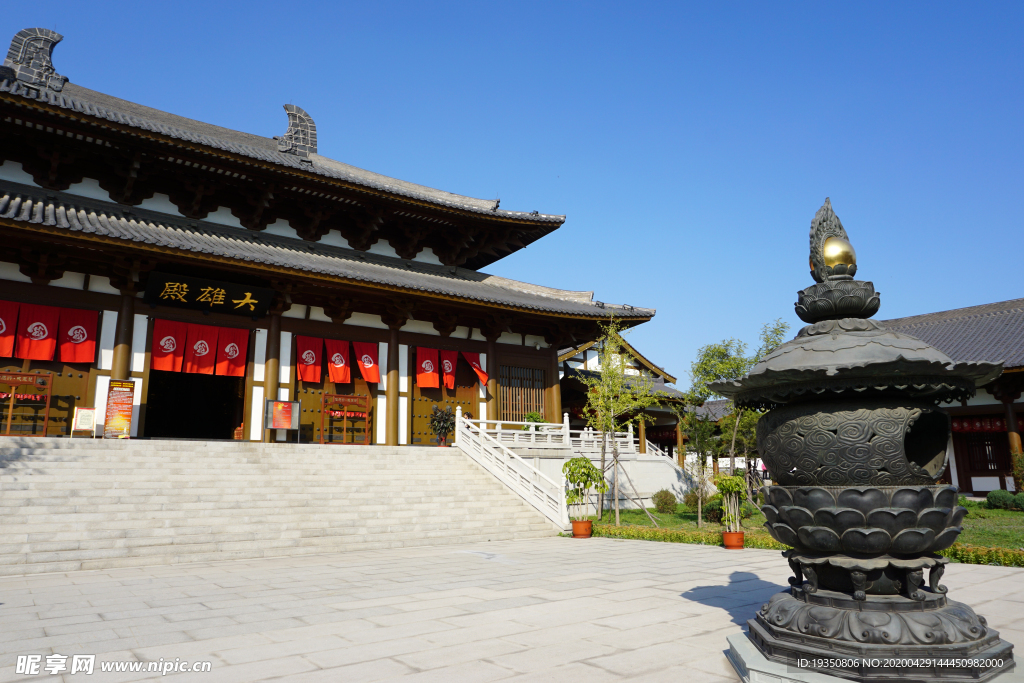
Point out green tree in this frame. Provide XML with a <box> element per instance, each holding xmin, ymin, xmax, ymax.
<box><xmin>689</xmin><ymin>319</ymin><xmax>790</xmax><ymax>475</ymax></box>
<box><xmin>675</xmin><ymin>405</ymin><xmax>718</xmax><ymax>528</ymax></box>
<box><xmin>579</xmin><ymin>317</ymin><xmax>661</xmax><ymax>527</ymax></box>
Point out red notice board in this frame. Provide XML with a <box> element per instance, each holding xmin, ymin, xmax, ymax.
<box><xmin>103</xmin><ymin>380</ymin><xmax>135</xmax><ymax>439</ymax></box>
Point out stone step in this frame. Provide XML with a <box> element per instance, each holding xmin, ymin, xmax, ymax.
<box><xmin>0</xmin><ymin>439</ymin><xmax>560</xmax><ymax>575</ymax></box>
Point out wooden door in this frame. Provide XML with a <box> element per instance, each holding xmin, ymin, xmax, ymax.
<box><xmin>410</xmin><ymin>356</ymin><xmax>478</xmax><ymax>445</ymax></box>
<box><xmin>499</xmin><ymin>365</ymin><xmax>545</xmax><ymax>422</ymax></box>
<box><xmin>296</xmin><ymin>365</ymin><xmax>376</xmax><ymax>444</ymax></box>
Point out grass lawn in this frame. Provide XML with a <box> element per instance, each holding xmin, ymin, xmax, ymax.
<box><xmin>959</xmin><ymin>500</ymin><xmax>1024</xmax><ymax>549</ymax></box>
<box><xmin>591</xmin><ymin>501</ymin><xmax>1024</xmax><ymax>550</ymax></box>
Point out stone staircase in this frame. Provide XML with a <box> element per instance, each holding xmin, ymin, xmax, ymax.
<box><xmin>0</xmin><ymin>439</ymin><xmax>560</xmax><ymax>576</ymax></box>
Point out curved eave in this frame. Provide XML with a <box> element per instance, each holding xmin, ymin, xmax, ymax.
<box><xmin>0</xmin><ymin>82</ymin><xmax>566</xmax><ymax>230</ymax></box>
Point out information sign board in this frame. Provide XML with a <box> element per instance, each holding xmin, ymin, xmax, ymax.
<box><xmin>264</xmin><ymin>400</ymin><xmax>300</xmax><ymax>430</ymax></box>
<box><xmin>103</xmin><ymin>380</ymin><xmax>135</xmax><ymax>439</ymax></box>
<box><xmin>71</xmin><ymin>407</ymin><xmax>97</xmax><ymax>436</ymax></box>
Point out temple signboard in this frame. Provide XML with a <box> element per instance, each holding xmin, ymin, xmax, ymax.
<box><xmin>143</xmin><ymin>272</ymin><xmax>275</xmax><ymax>318</ymax></box>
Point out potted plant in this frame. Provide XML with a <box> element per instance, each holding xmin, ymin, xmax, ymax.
<box><xmin>522</xmin><ymin>411</ymin><xmax>545</xmax><ymax>431</ymax></box>
<box><xmin>716</xmin><ymin>474</ymin><xmax>747</xmax><ymax>549</ymax></box>
<box><xmin>428</xmin><ymin>405</ymin><xmax>456</xmax><ymax>446</ymax></box>
<box><xmin>562</xmin><ymin>456</ymin><xmax>608</xmax><ymax>538</ymax></box>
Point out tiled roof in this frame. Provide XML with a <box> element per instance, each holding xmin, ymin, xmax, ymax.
<box><xmin>0</xmin><ymin>181</ymin><xmax>651</xmax><ymax>319</ymax></box>
<box><xmin>695</xmin><ymin>399</ymin><xmax>732</xmax><ymax>421</ymax></box>
<box><xmin>880</xmin><ymin>299</ymin><xmax>1024</xmax><ymax>370</ymax></box>
<box><xmin>0</xmin><ymin>78</ymin><xmax>564</xmax><ymax>225</ymax></box>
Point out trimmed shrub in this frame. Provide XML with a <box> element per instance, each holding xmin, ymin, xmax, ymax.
<box><xmin>987</xmin><ymin>489</ymin><xmax>1015</xmax><ymax>510</ymax></box>
<box><xmin>591</xmin><ymin>524</ymin><xmax>789</xmax><ymax>550</ymax></box>
<box><xmin>652</xmin><ymin>489</ymin><xmax>677</xmax><ymax>514</ymax></box>
<box><xmin>588</xmin><ymin>525</ymin><xmax>1024</xmax><ymax>567</ymax></box>
<box><xmin>741</xmin><ymin>501</ymin><xmax>758</xmax><ymax>519</ymax></box>
<box><xmin>703</xmin><ymin>498</ymin><xmax>723</xmax><ymax>523</ymax></box>
<box><xmin>683</xmin><ymin>491</ymin><xmax>699</xmax><ymax>511</ymax></box>
<box><xmin>1015</xmin><ymin>492</ymin><xmax>1024</xmax><ymax>511</ymax></box>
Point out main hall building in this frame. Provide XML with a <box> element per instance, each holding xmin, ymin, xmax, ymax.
<box><xmin>0</xmin><ymin>27</ymin><xmax>653</xmax><ymax>445</ymax></box>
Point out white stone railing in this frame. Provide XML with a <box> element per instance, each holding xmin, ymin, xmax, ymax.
<box><xmin>454</xmin><ymin>408</ymin><xmax>569</xmax><ymax>529</ymax></box>
<box><xmin>644</xmin><ymin>440</ymin><xmax>670</xmax><ymax>459</ymax></box>
<box><xmin>471</xmin><ymin>415</ymin><xmax>570</xmax><ymax>447</ymax></box>
<box><xmin>570</xmin><ymin>426</ymin><xmax>637</xmax><ymax>455</ymax></box>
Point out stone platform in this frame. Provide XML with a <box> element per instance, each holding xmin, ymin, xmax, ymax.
<box><xmin>1</xmin><ymin>538</ymin><xmax>1022</xmax><ymax>682</ymax></box>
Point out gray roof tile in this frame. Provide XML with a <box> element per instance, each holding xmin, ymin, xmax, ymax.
<box><xmin>0</xmin><ymin>181</ymin><xmax>651</xmax><ymax>319</ymax></box>
<box><xmin>0</xmin><ymin>78</ymin><xmax>563</xmax><ymax>225</ymax></box>
<box><xmin>880</xmin><ymin>299</ymin><xmax>1024</xmax><ymax>369</ymax></box>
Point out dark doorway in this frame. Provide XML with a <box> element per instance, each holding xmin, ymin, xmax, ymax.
<box><xmin>144</xmin><ymin>370</ymin><xmax>245</xmax><ymax>439</ymax></box>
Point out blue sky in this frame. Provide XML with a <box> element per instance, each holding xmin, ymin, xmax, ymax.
<box><xmin>5</xmin><ymin>3</ymin><xmax>1022</xmax><ymax>386</ymax></box>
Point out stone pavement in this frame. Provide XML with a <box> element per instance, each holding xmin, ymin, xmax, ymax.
<box><xmin>1</xmin><ymin>537</ymin><xmax>1022</xmax><ymax>682</ymax></box>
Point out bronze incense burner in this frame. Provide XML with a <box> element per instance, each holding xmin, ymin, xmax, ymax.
<box><xmin>712</xmin><ymin>200</ymin><xmax>1014</xmax><ymax>682</ymax></box>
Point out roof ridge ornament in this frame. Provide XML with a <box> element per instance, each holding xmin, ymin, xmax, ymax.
<box><xmin>2</xmin><ymin>28</ymin><xmax>68</xmax><ymax>93</ymax></box>
<box><xmin>274</xmin><ymin>104</ymin><xmax>317</xmax><ymax>157</ymax></box>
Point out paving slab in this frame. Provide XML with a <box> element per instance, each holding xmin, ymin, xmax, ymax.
<box><xmin>0</xmin><ymin>537</ymin><xmax>1021</xmax><ymax>682</ymax></box>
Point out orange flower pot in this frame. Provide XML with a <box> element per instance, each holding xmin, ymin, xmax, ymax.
<box><xmin>723</xmin><ymin>531</ymin><xmax>745</xmax><ymax>549</ymax></box>
<box><xmin>571</xmin><ymin>520</ymin><xmax>593</xmax><ymax>538</ymax></box>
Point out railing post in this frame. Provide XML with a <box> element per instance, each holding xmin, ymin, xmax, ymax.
<box><xmin>455</xmin><ymin>406</ymin><xmax>462</xmax><ymax>446</ymax></box>
<box><xmin>563</xmin><ymin>413</ymin><xmax>570</xmax><ymax>438</ymax></box>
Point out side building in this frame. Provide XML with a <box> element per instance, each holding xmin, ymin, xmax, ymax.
<box><xmin>882</xmin><ymin>298</ymin><xmax>1024</xmax><ymax>495</ymax></box>
<box><xmin>0</xmin><ymin>27</ymin><xmax>653</xmax><ymax>445</ymax></box>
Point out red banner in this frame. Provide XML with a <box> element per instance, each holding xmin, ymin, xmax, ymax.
<box><xmin>416</xmin><ymin>347</ymin><xmax>440</xmax><ymax>388</ymax></box>
<box><xmin>324</xmin><ymin>339</ymin><xmax>351</xmax><ymax>384</ymax></box>
<box><xmin>462</xmin><ymin>351</ymin><xmax>488</xmax><ymax>386</ymax></box>
<box><xmin>58</xmin><ymin>308</ymin><xmax>99</xmax><ymax>364</ymax></box>
<box><xmin>440</xmin><ymin>350</ymin><xmax>458</xmax><ymax>390</ymax></box>
<box><xmin>295</xmin><ymin>336</ymin><xmax>323</xmax><ymax>383</ymax></box>
<box><xmin>353</xmin><ymin>342</ymin><xmax>380</xmax><ymax>383</ymax></box>
<box><xmin>216</xmin><ymin>327</ymin><xmax>249</xmax><ymax>377</ymax></box>
<box><xmin>15</xmin><ymin>304</ymin><xmax>60</xmax><ymax>361</ymax></box>
<box><xmin>0</xmin><ymin>301</ymin><xmax>18</xmax><ymax>358</ymax></box>
<box><xmin>183</xmin><ymin>323</ymin><xmax>219</xmax><ymax>375</ymax></box>
<box><xmin>151</xmin><ymin>319</ymin><xmax>187</xmax><ymax>372</ymax></box>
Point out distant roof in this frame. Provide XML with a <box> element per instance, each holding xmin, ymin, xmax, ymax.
<box><xmin>561</xmin><ymin>368</ymin><xmax>685</xmax><ymax>401</ymax></box>
<box><xmin>558</xmin><ymin>338</ymin><xmax>677</xmax><ymax>384</ymax></box>
<box><xmin>880</xmin><ymin>298</ymin><xmax>1024</xmax><ymax>370</ymax></box>
<box><xmin>695</xmin><ymin>399</ymin><xmax>732</xmax><ymax>421</ymax></box>
<box><xmin>0</xmin><ymin>180</ymin><xmax>653</xmax><ymax>319</ymax></box>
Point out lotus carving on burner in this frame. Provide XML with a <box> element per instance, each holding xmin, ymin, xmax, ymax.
<box><xmin>762</xmin><ymin>485</ymin><xmax>967</xmax><ymax>555</ymax></box>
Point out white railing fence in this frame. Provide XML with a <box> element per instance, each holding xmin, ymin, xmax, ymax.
<box><xmin>473</xmin><ymin>414</ymin><xmax>570</xmax><ymax>447</ymax></box>
<box><xmin>570</xmin><ymin>425</ymin><xmax>637</xmax><ymax>455</ymax></box>
<box><xmin>644</xmin><ymin>440</ymin><xmax>670</xmax><ymax>459</ymax></box>
<box><xmin>454</xmin><ymin>408</ymin><xmax>569</xmax><ymax>529</ymax></box>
